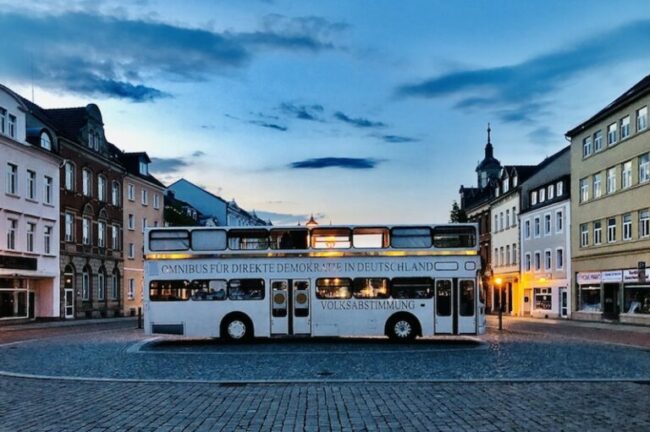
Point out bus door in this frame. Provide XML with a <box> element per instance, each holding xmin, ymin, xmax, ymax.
<box><xmin>457</xmin><ymin>279</ymin><xmax>477</xmax><ymax>334</ymax></box>
<box><xmin>434</xmin><ymin>279</ymin><xmax>453</xmax><ymax>334</ymax></box>
<box><xmin>270</xmin><ymin>279</ymin><xmax>311</xmax><ymax>335</ymax></box>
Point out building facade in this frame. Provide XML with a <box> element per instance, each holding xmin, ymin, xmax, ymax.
<box><xmin>567</xmin><ymin>75</ymin><xmax>650</xmax><ymax>325</ymax></box>
<box><xmin>1</xmin><ymin>85</ymin><xmax>61</xmax><ymax>321</ymax></box>
<box><xmin>120</xmin><ymin>152</ymin><xmax>165</xmax><ymax>316</ymax></box>
<box><xmin>518</xmin><ymin>146</ymin><xmax>571</xmax><ymax>319</ymax></box>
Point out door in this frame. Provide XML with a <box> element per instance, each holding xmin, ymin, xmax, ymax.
<box><xmin>270</xmin><ymin>279</ymin><xmax>311</xmax><ymax>335</ymax></box>
<box><xmin>457</xmin><ymin>279</ymin><xmax>477</xmax><ymax>334</ymax></box>
<box><xmin>28</xmin><ymin>292</ymin><xmax>35</xmax><ymax>319</ymax></box>
<box><xmin>523</xmin><ymin>289</ymin><xmax>532</xmax><ymax>315</ymax></box>
<box><xmin>64</xmin><ymin>289</ymin><xmax>74</xmax><ymax>319</ymax></box>
<box><xmin>603</xmin><ymin>283</ymin><xmax>620</xmax><ymax>318</ymax></box>
<box><xmin>434</xmin><ymin>279</ymin><xmax>453</xmax><ymax>334</ymax></box>
<box><xmin>560</xmin><ymin>288</ymin><xmax>568</xmax><ymax>318</ymax></box>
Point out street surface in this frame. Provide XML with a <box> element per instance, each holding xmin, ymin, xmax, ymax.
<box><xmin>1</xmin><ymin>318</ymin><xmax>649</xmax><ymax>431</ymax></box>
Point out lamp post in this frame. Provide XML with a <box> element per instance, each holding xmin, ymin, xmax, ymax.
<box><xmin>495</xmin><ymin>277</ymin><xmax>503</xmax><ymax>331</ymax></box>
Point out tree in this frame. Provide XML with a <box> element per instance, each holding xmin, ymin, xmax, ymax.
<box><xmin>449</xmin><ymin>200</ymin><xmax>468</xmax><ymax>223</ymax></box>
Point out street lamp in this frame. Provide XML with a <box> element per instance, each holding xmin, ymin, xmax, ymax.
<box><xmin>495</xmin><ymin>277</ymin><xmax>503</xmax><ymax>331</ymax></box>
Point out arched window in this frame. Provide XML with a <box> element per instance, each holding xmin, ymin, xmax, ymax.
<box><xmin>112</xmin><ymin>267</ymin><xmax>120</xmax><ymax>300</ymax></box>
<box><xmin>82</xmin><ymin>168</ymin><xmax>92</xmax><ymax>197</ymax></box>
<box><xmin>64</xmin><ymin>162</ymin><xmax>75</xmax><ymax>191</ymax></box>
<box><xmin>111</xmin><ymin>181</ymin><xmax>120</xmax><ymax>207</ymax></box>
<box><xmin>40</xmin><ymin>131</ymin><xmax>52</xmax><ymax>150</ymax></box>
<box><xmin>64</xmin><ymin>264</ymin><xmax>75</xmax><ymax>290</ymax></box>
<box><xmin>98</xmin><ymin>268</ymin><xmax>106</xmax><ymax>301</ymax></box>
<box><xmin>82</xmin><ymin>265</ymin><xmax>92</xmax><ymax>301</ymax></box>
<box><xmin>97</xmin><ymin>175</ymin><xmax>106</xmax><ymax>201</ymax></box>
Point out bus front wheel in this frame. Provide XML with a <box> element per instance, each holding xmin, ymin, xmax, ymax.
<box><xmin>221</xmin><ymin>314</ymin><xmax>252</xmax><ymax>341</ymax></box>
<box><xmin>387</xmin><ymin>315</ymin><xmax>418</xmax><ymax>342</ymax></box>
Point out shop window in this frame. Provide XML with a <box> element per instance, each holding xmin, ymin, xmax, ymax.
<box><xmin>352</xmin><ymin>278</ymin><xmax>389</xmax><ymax>299</ymax></box>
<box><xmin>534</xmin><ymin>288</ymin><xmax>552</xmax><ymax>310</ymax></box>
<box><xmin>624</xmin><ymin>287</ymin><xmax>650</xmax><ymax>314</ymax></box>
<box><xmin>228</xmin><ymin>279</ymin><xmax>265</xmax><ymax>300</ymax></box>
<box><xmin>315</xmin><ymin>278</ymin><xmax>352</xmax><ymax>299</ymax></box>
<box><xmin>579</xmin><ymin>286</ymin><xmax>601</xmax><ymax>312</ymax></box>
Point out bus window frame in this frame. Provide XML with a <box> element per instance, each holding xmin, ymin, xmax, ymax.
<box><xmin>149</xmin><ymin>279</ymin><xmax>191</xmax><ymax>301</ymax></box>
<box><xmin>190</xmin><ymin>229</ymin><xmax>227</xmax><ymax>251</ymax></box>
<box><xmin>389</xmin><ymin>226</ymin><xmax>433</xmax><ymax>249</ymax></box>
<box><xmin>227</xmin><ymin>229</ymin><xmax>270</xmax><ymax>251</ymax></box>
<box><xmin>315</xmin><ymin>278</ymin><xmax>353</xmax><ymax>299</ymax></box>
<box><xmin>390</xmin><ymin>277</ymin><xmax>434</xmax><ymax>299</ymax></box>
<box><xmin>352</xmin><ymin>277</ymin><xmax>390</xmax><ymax>299</ymax></box>
<box><xmin>269</xmin><ymin>228</ymin><xmax>309</xmax><ymax>250</ymax></box>
<box><xmin>432</xmin><ymin>226</ymin><xmax>477</xmax><ymax>249</ymax></box>
<box><xmin>149</xmin><ymin>229</ymin><xmax>191</xmax><ymax>252</ymax></box>
<box><xmin>352</xmin><ymin>227</ymin><xmax>389</xmax><ymax>249</ymax></box>
<box><xmin>311</xmin><ymin>228</ymin><xmax>352</xmax><ymax>249</ymax></box>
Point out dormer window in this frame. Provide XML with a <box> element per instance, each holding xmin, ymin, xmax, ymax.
<box><xmin>40</xmin><ymin>132</ymin><xmax>51</xmax><ymax>150</ymax></box>
<box><xmin>88</xmin><ymin>131</ymin><xmax>94</xmax><ymax>149</ymax></box>
<box><xmin>513</xmin><ymin>176</ymin><xmax>518</xmax><ymax>187</ymax></box>
<box><xmin>139</xmin><ymin>160</ymin><xmax>148</xmax><ymax>175</ymax></box>
<box><xmin>94</xmin><ymin>132</ymin><xmax>100</xmax><ymax>151</ymax></box>
<box><xmin>502</xmin><ymin>179</ymin><xmax>509</xmax><ymax>193</ymax></box>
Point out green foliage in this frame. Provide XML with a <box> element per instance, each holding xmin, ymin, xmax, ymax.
<box><xmin>449</xmin><ymin>200</ymin><xmax>468</xmax><ymax>223</ymax></box>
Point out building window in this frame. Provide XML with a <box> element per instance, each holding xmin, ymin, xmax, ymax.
<box><xmin>142</xmin><ymin>218</ymin><xmax>147</xmax><ymax>233</ymax></box>
<box><xmin>494</xmin><ymin>214</ymin><xmax>498</xmax><ymax>232</ymax></box>
<box><xmin>65</xmin><ymin>212</ymin><xmax>74</xmax><ymax>242</ymax></box>
<box><xmin>112</xmin><ymin>182</ymin><xmax>120</xmax><ymax>207</ymax></box>
<box><xmin>539</xmin><ymin>188</ymin><xmax>546</xmax><ymax>203</ymax></box>
<box><xmin>139</xmin><ymin>161</ymin><xmax>148</xmax><ymax>175</ymax></box>
<box><xmin>505</xmin><ymin>245</ymin><xmax>510</xmax><ymax>265</ymax></box>
<box><xmin>623</xmin><ymin>213</ymin><xmax>632</xmax><ymax>241</ymax></box>
<box><xmin>637</xmin><ymin>106</ymin><xmax>648</xmax><ymax>132</ymax></box>
<box><xmin>26</xmin><ymin>222</ymin><xmax>35</xmax><ymax>252</ymax></box>
<box><xmin>7</xmin><ymin>218</ymin><xmax>17</xmax><ymax>250</ymax></box>
<box><xmin>547</xmin><ymin>184</ymin><xmax>554</xmax><ymax>200</ymax></box>
<box><xmin>606</xmin><ymin>167</ymin><xmax>616</xmax><ymax>194</ymax></box>
<box><xmin>502</xmin><ymin>179</ymin><xmax>509</xmax><ymax>193</ymax></box>
<box><xmin>98</xmin><ymin>175</ymin><xmax>106</xmax><ymax>201</ymax></box>
<box><xmin>531</xmin><ymin>191</ymin><xmax>537</xmax><ymax>205</ymax></box>
<box><xmin>98</xmin><ymin>221</ymin><xmax>106</xmax><ymax>248</ymax></box>
<box><xmin>622</xmin><ymin>161</ymin><xmax>632</xmax><ymax>189</ymax></box>
<box><xmin>141</xmin><ymin>189</ymin><xmax>148</xmax><ymax>205</ymax></box>
<box><xmin>607</xmin><ymin>122</ymin><xmax>618</xmax><ymax>145</ymax></box>
<box><xmin>534</xmin><ymin>251</ymin><xmax>541</xmax><ymax>271</ymax></box>
<box><xmin>8</xmin><ymin>114</ymin><xmax>16</xmax><ymax>138</ymax></box>
<box><xmin>128</xmin><ymin>243</ymin><xmax>135</xmax><ymax>259</ymax></box>
<box><xmin>64</xmin><ymin>162</ymin><xmax>74</xmax><ymax>191</ymax></box>
<box><xmin>44</xmin><ymin>176</ymin><xmax>53</xmax><ymax>204</ymax></box>
<box><xmin>620</xmin><ymin>115</ymin><xmax>630</xmax><ymax>140</ymax></box>
<box><xmin>512</xmin><ymin>243</ymin><xmax>517</xmax><ymax>265</ymax></box>
<box><xmin>0</xmin><ymin>108</ymin><xmax>5</xmax><ymax>134</ymax></box>
<box><xmin>40</xmin><ymin>132</ymin><xmax>51</xmax><ymax>150</ymax></box>
<box><xmin>579</xmin><ymin>178</ymin><xmax>588</xmax><ymax>202</ymax></box>
<box><xmin>27</xmin><ymin>170</ymin><xmax>36</xmax><ymax>200</ymax></box>
<box><xmin>534</xmin><ymin>288</ymin><xmax>552</xmax><ymax>311</ymax></box>
<box><xmin>556</xmin><ymin>248</ymin><xmax>564</xmax><ymax>270</ymax></box>
<box><xmin>98</xmin><ymin>271</ymin><xmax>105</xmax><ymax>301</ymax></box>
<box><xmin>639</xmin><ymin>153</ymin><xmax>649</xmax><ymax>184</ymax></box>
<box><xmin>592</xmin><ymin>173</ymin><xmax>601</xmax><ymax>199</ymax></box>
<box><xmin>556</xmin><ymin>181</ymin><xmax>563</xmax><ymax>196</ymax></box>
<box><xmin>582</xmin><ymin>136</ymin><xmax>592</xmax><ymax>158</ymax></box>
<box><xmin>544</xmin><ymin>250</ymin><xmax>551</xmax><ymax>271</ymax></box>
<box><xmin>112</xmin><ymin>274</ymin><xmax>119</xmax><ymax>300</ymax></box>
<box><xmin>593</xmin><ymin>130</ymin><xmax>603</xmax><ymax>152</ymax></box>
<box><xmin>128</xmin><ymin>214</ymin><xmax>135</xmax><ymax>230</ymax></box>
<box><xmin>505</xmin><ymin>209</ymin><xmax>510</xmax><ymax>229</ymax></box>
<box><xmin>44</xmin><ymin>226</ymin><xmax>52</xmax><ymax>254</ymax></box>
<box><xmin>556</xmin><ymin>210</ymin><xmax>563</xmax><ymax>233</ymax></box>
<box><xmin>544</xmin><ymin>213</ymin><xmax>551</xmax><ymax>235</ymax></box>
<box><xmin>82</xmin><ymin>217</ymin><xmax>91</xmax><ymax>245</ymax></box>
<box><xmin>87</xmin><ymin>131</ymin><xmax>94</xmax><ymax>149</ymax></box>
<box><xmin>525</xmin><ymin>253</ymin><xmax>531</xmax><ymax>272</ymax></box>
<box><xmin>511</xmin><ymin>207</ymin><xmax>516</xmax><ymax>226</ymax></box>
<box><xmin>640</xmin><ymin>210</ymin><xmax>650</xmax><ymax>238</ymax></box>
<box><xmin>524</xmin><ymin>220</ymin><xmax>531</xmax><ymax>239</ymax></box>
<box><xmin>128</xmin><ymin>279</ymin><xmax>135</xmax><ymax>300</ymax></box>
<box><xmin>6</xmin><ymin>163</ymin><xmax>17</xmax><ymax>195</ymax></box>
<box><xmin>607</xmin><ymin>218</ymin><xmax>616</xmax><ymax>243</ymax></box>
<box><xmin>82</xmin><ymin>169</ymin><xmax>92</xmax><ymax>196</ymax></box>
<box><xmin>593</xmin><ymin>221</ymin><xmax>602</xmax><ymax>245</ymax></box>
<box><xmin>82</xmin><ymin>270</ymin><xmax>90</xmax><ymax>300</ymax></box>
<box><xmin>500</xmin><ymin>247</ymin><xmax>504</xmax><ymax>267</ymax></box>
<box><xmin>127</xmin><ymin>183</ymin><xmax>135</xmax><ymax>201</ymax></box>
<box><xmin>112</xmin><ymin>225</ymin><xmax>120</xmax><ymax>250</ymax></box>
<box><xmin>494</xmin><ymin>248</ymin><xmax>499</xmax><ymax>267</ymax></box>
<box><xmin>534</xmin><ymin>217</ymin><xmax>541</xmax><ymax>238</ymax></box>
<box><xmin>580</xmin><ymin>223</ymin><xmax>589</xmax><ymax>247</ymax></box>
<box><xmin>499</xmin><ymin>212</ymin><xmax>504</xmax><ymax>231</ymax></box>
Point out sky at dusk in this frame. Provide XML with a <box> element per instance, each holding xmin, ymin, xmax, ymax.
<box><xmin>2</xmin><ymin>0</ymin><xmax>650</xmax><ymax>225</ymax></box>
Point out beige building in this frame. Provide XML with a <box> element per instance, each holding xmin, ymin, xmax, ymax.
<box><xmin>119</xmin><ymin>152</ymin><xmax>164</xmax><ymax>316</ymax></box>
<box><xmin>567</xmin><ymin>74</ymin><xmax>650</xmax><ymax>325</ymax></box>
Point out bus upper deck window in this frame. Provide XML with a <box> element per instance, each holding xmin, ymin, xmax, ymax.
<box><xmin>352</xmin><ymin>227</ymin><xmax>389</xmax><ymax>249</ymax></box>
<box><xmin>227</xmin><ymin>229</ymin><xmax>270</xmax><ymax>250</ymax></box>
<box><xmin>311</xmin><ymin>228</ymin><xmax>351</xmax><ymax>249</ymax></box>
<box><xmin>390</xmin><ymin>227</ymin><xmax>432</xmax><ymax>248</ymax></box>
<box><xmin>432</xmin><ymin>226</ymin><xmax>477</xmax><ymax>248</ymax></box>
<box><xmin>191</xmin><ymin>229</ymin><xmax>227</xmax><ymax>251</ymax></box>
<box><xmin>270</xmin><ymin>229</ymin><xmax>308</xmax><ymax>250</ymax></box>
<box><xmin>149</xmin><ymin>230</ymin><xmax>190</xmax><ymax>251</ymax></box>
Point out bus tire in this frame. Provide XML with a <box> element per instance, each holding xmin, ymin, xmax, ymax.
<box><xmin>220</xmin><ymin>313</ymin><xmax>253</xmax><ymax>342</ymax></box>
<box><xmin>386</xmin><ymin>313</ymin><xmax>419</xmax><ymax>342</ymax></box>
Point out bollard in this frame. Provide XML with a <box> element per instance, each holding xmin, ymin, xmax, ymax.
<box><xmin>137</xmin><ymin>307</ymin><xmax>142</xmax><ymax>329</ymax></box>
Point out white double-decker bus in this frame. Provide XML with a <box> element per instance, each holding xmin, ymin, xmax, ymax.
<box><xmin>144</xmin><ymin>224</ymin><xmax>485</xmax><ymax>341</ymax></box>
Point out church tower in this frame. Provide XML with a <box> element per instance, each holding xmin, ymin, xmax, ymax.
<box><xmin>475</xmin><ymin>123</ymin><xmax>501</xmax><ymax>189</ymax></box>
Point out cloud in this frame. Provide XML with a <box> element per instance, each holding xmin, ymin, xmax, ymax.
<box><xmin>289</xmin><ymin>157</ymin><xmax>380</xmax><ymax>169</ymax></box>
<box><xmin>527</xmin><ymin>126</ymin><xmax>558</xmax><ymax>147</ymax></box>
<box><xmin>249</xmin><ymin>120</ymin><xmax>288</xmax><ymax>131</ymax></box>
<box><xmin>396</xmin><ymin>20</ymin><xmax>650</xmax><ymax>123</ymax></box>
<box><xmin>378</xmin><ymin>134</ymin><xmax>419</xmax><ymax>143</ymax></box>
<box><xmin>334</xmin><ymin>111</ymin><xmax>386</xmax><ymax>128</ymax></box>
<box><xmin>0</xmin><ymin>9</ymin><xmax>344</xmax><ymax>101</ymax></box>
<box><xmin>150</xmin><ymin>157</ymin><xmax>189</xmax><ymax>173</ymax></box>
<box><xmin>192</xmin><ymin>151</ymin><xmax>205</xmax><ymax>157</ymax></box>
<box><xmin>279</xmin><ymin>102</ymin><xmax>325</xmax><ymax>121</ymax></box>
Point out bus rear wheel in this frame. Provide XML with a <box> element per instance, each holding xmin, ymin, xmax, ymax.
<box><xmin>221</xmin><ymin>315</ymin><xmax>252</xmax><ymax>341</ymax></box>
<box><xmin>388</xmin><ymin>316</ymin><xmax>417</xmax><ymax>342</ymax></box>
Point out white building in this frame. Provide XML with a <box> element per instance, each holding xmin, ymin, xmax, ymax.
<box><xmin>0</xmin><ymin>84</ymin><xmax>61</xmax><ymax>321</ymax></box>
<box><xmin>519</xmin><ymin>147</ymin><xmax>571</xmax><ymax>318</ymax></box>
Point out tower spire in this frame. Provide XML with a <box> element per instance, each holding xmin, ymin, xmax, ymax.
<box><xmin>487</xmin><ymin>122</ymin><xmax>491</xmax><ymax>144</ymax></box>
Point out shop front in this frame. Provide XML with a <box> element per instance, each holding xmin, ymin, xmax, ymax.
<box><xmin>621</xmin><ymin>269</ymin><xmax>650</xmax><ymax>325</ymax></box>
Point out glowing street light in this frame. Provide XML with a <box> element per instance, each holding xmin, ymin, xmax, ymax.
<box><xmin>494</xmin><ymin>276</ymin><xmax>503</xmax><ymax>331</ymax></box>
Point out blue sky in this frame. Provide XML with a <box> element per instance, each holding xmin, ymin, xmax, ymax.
<box><xmin>2</xmin><ymin>0</ymin><xmax>650</xmax><ymax>225</ymax></box>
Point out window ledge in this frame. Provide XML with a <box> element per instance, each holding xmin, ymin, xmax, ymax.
<box><xmin>25</xmin><ymin>198</ymin><xmax>38</xmax><ymax>204</ymax></box>
<box><xmin>5</xmin><ymin>192</ymin><xmax>20</xmax><ymax>199</ymax></box>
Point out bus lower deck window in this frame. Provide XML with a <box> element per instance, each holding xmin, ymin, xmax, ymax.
<box><xmin>228</xmin><ymin>279</ymin><xmax>265</xmax><ymax>300</ymax></box>
<box><xmin>316</xmin><ymin>278</ymin><xmax>352</xmax><ymax>299</ymax></box>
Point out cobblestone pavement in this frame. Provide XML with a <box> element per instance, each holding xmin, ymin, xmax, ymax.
<box><xmin>1</xmin><ymin>321</ymin><xmax>650</xmax><ymax>430</ymax></box>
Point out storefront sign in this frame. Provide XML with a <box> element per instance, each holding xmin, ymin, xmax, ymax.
<box><xmin>623</xmin><ymin>269</ymin><xmax>650</xmax><ymax>283</ymax></box>
<box><xmin>0</xmin><ymin>255</ymin><xmax>37</xmax><ymax>271</ymax></box>
<box><xmin>601</xmin><ymin>270</ymin><xmax>623</xmax><ymax>283</ymax></box>
<box><xmin>577</xmin><ymin>272</ymin><xmax>601</xmax><ymax>285</ymax></box>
